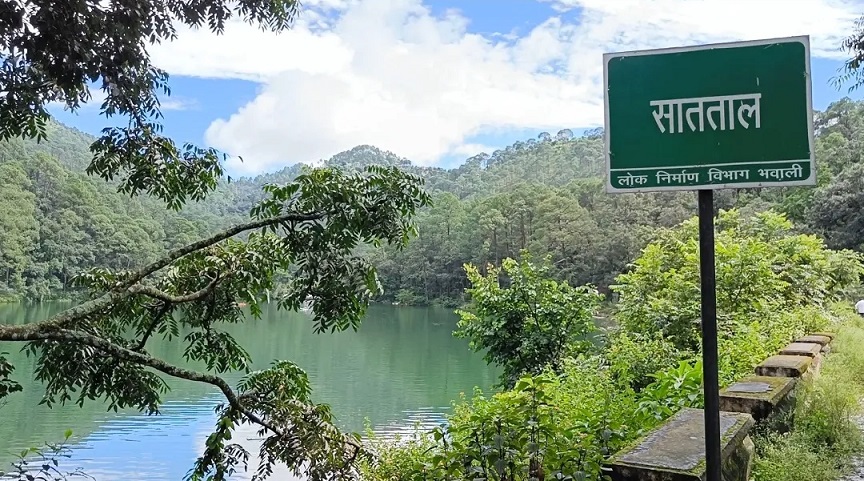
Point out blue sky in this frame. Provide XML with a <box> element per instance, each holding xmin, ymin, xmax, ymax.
<box><xmin>50</xmin><ymin>0</ymin><xmax>864</xmax><ymax>177</ymax></box>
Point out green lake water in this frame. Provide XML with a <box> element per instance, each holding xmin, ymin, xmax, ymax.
<box><xmin>0</xmin><ymin>302</ymin><xmax>498</xmax><ymax>480</ymax></box>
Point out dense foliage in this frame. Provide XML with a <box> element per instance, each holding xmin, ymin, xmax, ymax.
<box><xmin>360</xmin><ymin>211</ymin><xmax>861</xmax><ymax>481</ymax></box>
<box><xmin>1</xmin><ymin>103</ymin><xmax>862</xmax><ymax>481</ymax></box>
<box><xmin>0</xmin><ymin>122</ymin><xmax>255</xmax><ymax>301</ymax></box>
<box><xmin>609</xmin><ymin>208</ymin><xmax>860</xmax><ymax>392</ymax></box>
<box><xmin>0</xmin><ymin>2</ymin><xmax>446</xmax><ymax>478</ymax></box>
<box><xmin>614</xmin><ymin>209</ymin><xmax>861</xmax><ymax>383</ymax></box>
<box><xmin>0</xmin><ymin>2</ymin><xmax>443</xmax><ymax>477</ymax></box>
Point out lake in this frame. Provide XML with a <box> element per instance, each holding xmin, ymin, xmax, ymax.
<box><xmin>0</xmin><ymin>302</ymin><xmax>498</xmax><ymax>480</ymax></box>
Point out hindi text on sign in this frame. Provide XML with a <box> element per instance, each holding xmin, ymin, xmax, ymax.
<box><xmin>707</xmin><ymin>169</ymin><xmax>749</xmax><ymax>182</ymax></box>
<box><xmin>757</xmin><ymin>163</ymin><xmax>803</xmax><ymax>181</ymax></box>
<box><xmin>650</xmin><ymin>93</ymin><xmax>762</xmax><ymax>134</ymax></box>
<box><xmin>656</xmin><ymin>170</ymin><xmax>700</xmax><ymax>185</ymax></box>
<box><xmin>611</xmin><ymin>163</ymin><xmax>808</xmax><ymax>191</ymax></box>
<box><xmin>617</xmin><ymin>173</ymin><xmax>649</xmax><ymax>187</ymax></box>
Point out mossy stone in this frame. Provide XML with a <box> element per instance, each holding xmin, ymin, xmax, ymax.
<box><xmin>796</xmin><ymin>335</ymin><xmax>831</xmax><ymax>347</ymax></box>
<box><xmin>779</xmin><ymin>342</ymin><xmax>822</xmax><ymax>358</ymax></box>
<box><xmin>810</xmin><ymin>331</ymin><xmax>835</xmax><ymax>340</ymax></box>
<box><xmin>606</xmin><ymin>408</ymin><xmax>754</xmax><ymax>481</ymax></box>
<box><xmin>755</xmin><ymin>355</ymin><xmax>812</xmax><ymax>378</ymax></box>
<box><xmin>719</xmin><ymin>376</ymin><xmax>796</xmax><ymax>422</ymax></box>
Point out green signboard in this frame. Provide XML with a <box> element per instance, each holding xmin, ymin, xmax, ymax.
<box><xmin>604</xmin><ymin>36</ymin><xmax>815</xmax><ymax>193</ymax></box>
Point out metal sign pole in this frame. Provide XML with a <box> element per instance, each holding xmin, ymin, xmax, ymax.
<box><xmin>698</xmin><ymin>189</ymin><xmax>721</xmax><ymax>481</ymax></box>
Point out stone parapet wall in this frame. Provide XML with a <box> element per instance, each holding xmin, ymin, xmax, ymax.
<box><xmin>719</xmin><ymin>376</ymin><xmax>796</xmax><ymax>424</ymax></box>
<box><xmin>607</xmin><ymin>409</ymin><xmax>755</xmax><ymax>481</ymax></box>
<box><xmin>605</xmin><ymin>332</ymin><xmax>835</xmax><ymax>481</ymax></box>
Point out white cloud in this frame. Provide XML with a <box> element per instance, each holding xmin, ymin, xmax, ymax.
<box><xmin>149</xmin><ymin>0</ymin><xmax>864</xmax><ymax>174</ymax></box>
<box><xmin>49</xmin><ymin>89</ymin><xmax>195</xmax><ymax>113</ymax></box>
<box><xmin>48</xmin><ymin>89</ymin><xmax>108</xmax><ymax>111</ymax></box>
<box><xmin>161</xmin><ymin>97</ymin><xmax>197</xmax><ymax>111</ymax></box>
<box><xmin>548</xmin><ymin>0</ymin><xmax>859</xmax><ymax>58</ymax></box>
<box><xmin>451</xmin><ymin>142</ymin><xmax>499</xmax><ymax>158</ymax></box>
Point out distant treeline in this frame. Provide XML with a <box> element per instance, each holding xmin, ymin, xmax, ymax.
<box><xmin>1</xmin><ymin>99</ymin><xmax>862</xmax><ymax>303</ymax></box>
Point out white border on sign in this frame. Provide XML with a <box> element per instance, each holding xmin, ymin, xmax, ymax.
<box><xmin>602</xmin><ymin>35</ymin><xmax>816</xmax><ymax>194</ymax></box>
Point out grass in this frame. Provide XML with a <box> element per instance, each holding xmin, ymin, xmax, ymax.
<box><xmin>752</xmin><ymin>308</ymin><xmax>864</xmax><ymax>481</ymax></box>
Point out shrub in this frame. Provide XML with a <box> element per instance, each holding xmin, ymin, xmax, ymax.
<box><xmin>360</xmin><ymin>427</ymin><xmax>438</xmax><ymax>481</ymax></box>
<box><xmin>604</xmin><ymin>331</ymin><xmax>684</xmax><ymax>391</ymax></box>
<box><xmin>456</xmin><ymin>253</ymin><xmax>602</xmax><ymax>387</ymax></box>
<box><xmin>613</xmin><ymin>209</ymin><xmax>861</xmax><ymax>352</ymax></box>
<box><xmin>635</xmin><ymin>360</ymin><xmax>704</xmax><ymax>423</ymax></box>
<box><xmin>718</xmin><ymin>307</ymin><xmax>830</xmax><ymax>385</ymax></box>
<box><xmin>0</xmin><ymin>430</ymin><xmax>92</xmax><ymax>481</ymax></box>
<box><xmin>361</xmin><ymin>360</ymin><xmax>644</xmax><ymax>481</ymax></box>
<box><xmin>753</xmin><ymin>431</ymin><xmax>843</xmax><ymax>481</ymax></box>
<box><xmin>381</xmin><ymin>374</ymin><xmax>606</xmax><ymax>480</ymax></box>
<box><xmin>793</xmin><ymin>375</ymin><xmax>861</xmax><ymax>450</ymax></box>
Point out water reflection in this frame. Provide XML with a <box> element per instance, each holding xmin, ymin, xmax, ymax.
<box><xmin>0</xmin><ymin>303</ymin><xmax>498</xmax><ymax>480</ymax></box>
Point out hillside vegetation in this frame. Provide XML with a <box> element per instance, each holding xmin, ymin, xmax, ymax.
<box><xmin>1</xmin><ymin>98</ymin><xmax>863</xmax><ymax>303</ymax></box>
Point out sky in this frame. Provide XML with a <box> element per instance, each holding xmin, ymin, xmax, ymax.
<box><xmin>50</xmin><ymin>0</ymin><xmax>864</xmax><ymax>178</ymax></box>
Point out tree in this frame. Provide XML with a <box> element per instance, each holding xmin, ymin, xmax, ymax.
<box><xmin>837</xmin><ymin>16</ymin><xmax>864</xmax><ymax>91</ymax></box>
<box><xmin>455</xmin><ymin>253</ymin><xmax>602</xmax><ymax>387</ymax></box>
<box><xmin>0</xmin><ymin>162</ymin><xmax>38</xmax><ymax>291</ymax></box>
<box><xmin>0</xmin><ymin>166</ymin><xmax>431</xmax><ymax>479</ymax></box>
<box><xmin>0</xmin><ymin>0</ymin><xmax>302</xmax><ymax>209</ymax></box>
<box><xmin>807</xmin><ymin>163</ymin><xmax>864</xmax><ymax>251</ymax></box>
<box><xmin>2</xmin><ymin>8</ymin><xmax>434</xmax><ymax>476</ymax></box>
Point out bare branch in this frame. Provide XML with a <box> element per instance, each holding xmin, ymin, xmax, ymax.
<box><xmin>134</xmin><ymin>303</ymin><xmax>172</xmax><ymax>352</ymax></box>
<box><xmin>128</xmin><ymin>273</ymin><xmax>223</xmax><ymax>304</ymax></box>
<box><xmin>5</xmin><ymin>326</ymin><xmax>284</xmax><ymax>429</ymax></box>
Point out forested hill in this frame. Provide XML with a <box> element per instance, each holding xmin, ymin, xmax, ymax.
<box><xmin>1</xmin><ymin>99</ymin><xmax>863</xmax><ymax>303</ymax></box>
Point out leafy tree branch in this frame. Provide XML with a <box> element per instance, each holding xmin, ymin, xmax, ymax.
<box><xmin>0</xmin><ymin>166</ymin><xmax>431</xmax><ymax>480</ymax></box>
<box><xmin>127</xmin><ymin>273</ymin><xmax>225</xmax><ymax>305</ymax></box>
<box><xmin>0</xmin><ymin>209</ymin><xmax>329</xmax><ymax>335</ymax></box>
<box><xmin>1</xmin><ymin>0</ymin><xmax>305</xmax><ymax>209</ymax></box>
